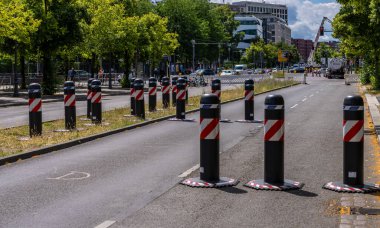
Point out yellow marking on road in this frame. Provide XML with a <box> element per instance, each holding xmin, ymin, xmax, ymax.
<box><xmin>339</xmin><ymin>206</ymin><xmax>351</xmax><ymax>215</ymax></box>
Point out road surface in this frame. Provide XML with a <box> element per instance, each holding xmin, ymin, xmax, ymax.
<box><xmin>0</xmin><ymin>76</ymin><xmax>356</xmax><ymax>228</ymax></box>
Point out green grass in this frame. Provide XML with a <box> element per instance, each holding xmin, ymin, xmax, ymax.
<box><xmin>0</xmin><ymin>79</ymin><xmax>298</xmax><ymax>157</ymax></box>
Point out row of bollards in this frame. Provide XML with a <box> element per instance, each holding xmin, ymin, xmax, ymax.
<box><xmin>182</xmin><ymin>93</ymin><xmax>380</xmax><ymax>193</ymax></box>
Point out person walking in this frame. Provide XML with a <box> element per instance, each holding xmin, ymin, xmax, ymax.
<box><xmin>69</xmin><ymin>68</ymin><xmax>76</xmax><ymax>81</ymax></box>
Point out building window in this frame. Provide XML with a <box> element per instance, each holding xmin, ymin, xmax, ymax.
<box><xmin>239</xmin><ymin>20</ymin><xmax>260</xmax><ymax>25</ymax></box>
<box><xmin>242</xmin><ymin>29</ymin><xmax>258</xmax><ymax>36</ymax></box>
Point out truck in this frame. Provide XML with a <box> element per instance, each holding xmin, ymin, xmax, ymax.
<box><xmin>234</xmin><ymin>64</ymin><xmax>247</xmax><ymax>75</ymax></box>
<box><xmin>327</xmin><ymin>58</ymin><xmax>345</xmax><ymax>79</ymax></box>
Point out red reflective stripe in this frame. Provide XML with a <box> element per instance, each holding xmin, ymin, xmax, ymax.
<box><xmin>32</xmin><ymin>101</ymin><xmax>41</xmax><ymax>112</ymax></box>
<box><xmin>149</xmin><ymin>87</ymin><xmax>156</xmax><ymax>95</ymax></box>
<box><xmin>135</xmin><ymin>90</ymin><xmax>144</xmax><ymax>100</ymax></box>
<box><xmin>264</xmin><ymin>119</ymin><xmax>284</xmax><ymax>141</ymax></box>
<box><xmin>344</xmin><ymin>120</ymin><xmax>364</xmax><ymax>142</ymax></box>
<box><xmin>200</xmin><ymin>118</ymin><xmax>219</xmax><ymax>139</ymax></box>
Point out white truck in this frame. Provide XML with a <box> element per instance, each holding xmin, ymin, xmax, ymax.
<box><xmin>327</xmin><ymin>58</ymin><xmax>345</xmax><ymax>79</ymax></box>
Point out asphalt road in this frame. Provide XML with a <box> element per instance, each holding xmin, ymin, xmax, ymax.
<box><xmin>0</xmin><ymin>85</ymin><xmax>239</xmax><ymax>129</ymax></box>
<box><xmin>0</xmin><ymin>76</ymin><xmax>351</xmax><ymax>228</ymax></box>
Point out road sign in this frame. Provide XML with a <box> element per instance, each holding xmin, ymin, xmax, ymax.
<box><xmin>278</xmin><ymin>50</ymin><xmax>288</xmax><ymax>63</ymax></box>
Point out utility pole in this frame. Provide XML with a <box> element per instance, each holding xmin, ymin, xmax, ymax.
<box><xmin>191</xmin><ymin>40</ymin><xmax>195</xmax><ymax>72</ymax></box>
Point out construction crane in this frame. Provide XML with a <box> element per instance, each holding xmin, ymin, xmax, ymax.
<box><xmin>307</xmin><ymin>17</ymin><xmax>333</xmax><ymax>66</ymax></box>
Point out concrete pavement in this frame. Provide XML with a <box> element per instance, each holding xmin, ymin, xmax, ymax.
<box><xmin>0</xmin><ymin>76</ymin><xmax>365</xmax><ymax>228</ymax></box>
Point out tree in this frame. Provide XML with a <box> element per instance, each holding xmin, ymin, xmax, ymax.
<box><xmin>0</xmin><ymin>0</ymin><xmax>40</xmax><ymax>90</ymax></box>
<box><xmin>333</xmin><ymin>0</ymin><xmax>380</xmax><ymax>89</ymax></box>
<box><xmin>25</xmin><ymin>0</ymin><xmax>85</xmax><ymax>94</ymax></box>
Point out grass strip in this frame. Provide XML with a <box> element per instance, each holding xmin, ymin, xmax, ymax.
<box><xmin>0</xmin><ymin>79</ymin><xmax>298</xmax><ymax>157</ymax></box>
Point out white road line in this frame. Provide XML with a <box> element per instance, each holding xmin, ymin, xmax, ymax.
<box><xmin>178</xmin><ymin>164</ymin><xmax>200</xmax><ymax>178</ymax></box>
<box><xmin>290</xmin><ymin>104</ymin><xmax>298</xmax><ymax>109</ymax></box>
<box><xmin>94</xmin><ymin>220</ymin><xmax>116</xmax><ymax>228</ymax></box>
<box><xmin>302</xmin><ymin>98</ymin><xmax>307</xmax><ymax>102</ymax></box>
<box><xmin>309</xmin><ymin>94</ymin><xmax>314</xmax><ymax>97</ymax></box>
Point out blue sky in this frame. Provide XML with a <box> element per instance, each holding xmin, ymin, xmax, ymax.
<box><xmin>212</xmin><ymin>0</ymin><xmax>340</xmax><ymax>40</ymax></box>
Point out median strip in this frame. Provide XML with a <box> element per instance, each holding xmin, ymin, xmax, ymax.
<box><xmin>0</xmin><ymin>79</ymin><xmax>299</xmax><ymax>165</ymax></box>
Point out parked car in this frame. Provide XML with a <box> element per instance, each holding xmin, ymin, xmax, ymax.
<box><xmin>254</xmin><ymin>68</ymin><xmax>264</xmax><ymax>74</ymax></box>
<box><xmin>200</xmin><ymin>69</ymin><xmax>215</xmax><ymax>76</ymax></box>
<box><xmin>220</xmin><ymin>70</ymin><xmax>234</xmax><ymax>76</ymax></box>
<box><xmin>75</xmin><ymin>70</ymin><xmax>91</xmax><ymax>80</ymax></box>
<box><xmin>272</xmin><ymin>68</ymin><xmax>278</xmax><ymax>73</ymax></box>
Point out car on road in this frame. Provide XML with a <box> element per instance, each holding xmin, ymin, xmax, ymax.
<box><xmin>272</xmin><ymin>68</ymin><xmax>278</xmax><ymax>73</ymax></box>
<box><xmin>199</xmin><ymin>69</ymin><xmax>215</xmax><ymax>77</ymax></box>
<box><xmin>220</xmin><ymin>70</ymin><xmax>234</xmax><ymax>76</ymax></box>
<box><xmin>254</xmin><ymin>68</ymin><xmax>264</xmax><ymax>74</ymax></box>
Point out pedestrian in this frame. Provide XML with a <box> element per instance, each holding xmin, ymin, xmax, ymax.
<box><xmin>98</xmin><ymin>67</ymin><xmax>104</xmax><ymax>81</ymax></box>
<box><xmin>69</xmin><ymin>68</ymin><xmax>76</xmax><ymax>81</ymax></box>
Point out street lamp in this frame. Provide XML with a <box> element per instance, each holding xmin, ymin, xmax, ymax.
<box><xmin>218</xmin><ymin>43</ymin><xmax>221</xmax><ymax>68</ymax></box>
<box><xmin>191</xmin><ymin>40</ymin><xmax>195</xmax><ymax>72</ymax></box>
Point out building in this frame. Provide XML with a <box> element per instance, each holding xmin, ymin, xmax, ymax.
<box><xmin>234</xmin><ymin>15</ymin><xmax>263</xmax><ymax>49</ymax></box>
<box><xmin>291</xmin><ymin>38</ymin><xmax>314</xmax><ymax>63</ymax></box>
<box><xmin>228</xmin><ymin>1</ymin><xmax>291</xmax><ymax>46</ymax></box>
<box><xmin>231</xmin><ymin>1</ymin><xmax>288</xmax><ymax>24</ymax></box>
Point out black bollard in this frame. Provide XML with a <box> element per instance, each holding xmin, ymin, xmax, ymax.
<box><xmin>176</xmin><ymin>78</ymin><xmax>186</xmax><ymax>119</ymax></box>
<box><xmin>212</xmin><ymin>79</ymin><xmax>231</xmax><ymax>123</ymax></box>
<box><xmin>134</xmin><ymin>78</ymin><xmax>145</xmax><ymax>119</ymax></box>
<box><xmin>245</xmin><ymin>95</ymin><xmax>304</xmax><ymax>191</ymax></box>
<box><xmin>171</xmin><ymin>76</ymin><xmax>178</xmax><ymax>107</ymax></box>
<box><xmin>91</xmin><ymin>80</ymin><xmax>102</xmax><ymax>124</ymax></box>
<box><xmin>148</xmin><ymin>77</ymin><xmax>157</xmax><ymax>112</ymax></box>
<box><xmin>87</xmin><ymin>78</ymin><xmax>94</xmax><ymax>119</ymax></box>
<box><xmin>161</xmin><ymin>76</ymin><xmax>170</xmax><ymax>109</ymax></box>
<box><xmin>182</xmin><ymin>76</ymin><xmax>189</xmax><ymax>104</ymax></box>
<box><xmin>29</xmin><ymin>83</ymin><xmax>42</xmax><ymax>137</ymax></box>
<box><xmin>323</xmin><ymin>95</ymin><xmax>380</xmax><ymax>193</ymax></box>
<box><xmin>211</xmin><ymin>78</ymin><xmax>221</xmax><ymax>100</ymax></box>
<box><xmin>64</xmin><ymin>81</ymin><xmax>76</xmax><ymax>130</ymax></box>
<box><xmin>130</xmin><ymin>77</ymin><xmax>136</xmax><ymax>115</ymax></box>
<box><xmin>237</xmin><ymin>79</ymin><xmax>262</xmax><ymax>123</ymax></box>
<box><xmin>181</xmin><ymin>94</ymin><xmax>238</xmax><ymax>188</ymax></box>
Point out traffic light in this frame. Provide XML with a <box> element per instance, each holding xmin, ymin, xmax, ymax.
<box><xmin>320</xmin><ymin>26</ymin><xmax>324</xmax><ymax>36</ymax></box>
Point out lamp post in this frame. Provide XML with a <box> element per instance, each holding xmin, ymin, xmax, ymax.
<box><xmin>218</xmin><ymin>43</ymin><xmax>221</xmax><ymax>68</ymax></box>
<box><xmin>191</xmin><ymin>39</ymin><xmax>195</xmax><ymax>72</ymax></box>
<box><xmin>227</xmin><ymin>43</ymin><xmax>231</xmax><ymax>62</ymax></box>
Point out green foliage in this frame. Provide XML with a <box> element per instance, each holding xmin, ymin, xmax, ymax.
<box><xmin>314</xmin><ymin>43</ymin><xmax>340</xmax><ymax>64</ymax></box>
<box><xmin>243</xmin><ymin>40</ymin><xmax>300</xmax><ymax>67</ymax></box>
<box><xmin>334</xmin><ymin>0</ymin><xmax>380</xmax><ymax>89</ymax></box>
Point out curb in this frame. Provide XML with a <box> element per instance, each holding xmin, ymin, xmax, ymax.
<box><xmin>0</xmin><ymin>83</ymin><xmax>300</xmax><ymax>166</ymax></box>
<box><xmin>365</xmin><ymin>94</ymin><xmax>380</xmax><ymax>143</ymax></box>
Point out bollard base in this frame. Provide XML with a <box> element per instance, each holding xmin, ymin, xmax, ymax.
<box><xmin>168</xmin><ymin>118</ymin><xmax>196</xmax><ymax>122</ymax></box>
<box><xmin>245</xmin><ymin>179</ymin><xmax>304</xmax><ymax>191</ymax></box>
<box><xmin>323</xmin><ymin>182</ymin><xmax>380</xmax><ymax>193</ymax></box>
<box><xmin>181</xmin><ymin>177</ymin><xmax>238</xmax><ymax>188</ymax></box>
<box><xmin>236</xmin><ymin>119</ymin><xmax>263</xmax><ymax>124</ymax></box>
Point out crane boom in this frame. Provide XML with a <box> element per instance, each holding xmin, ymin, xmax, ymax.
<box><xmin>307</xmin><ymin>17</ymin><xmax>332</xmax><ymax>66</ymax></box>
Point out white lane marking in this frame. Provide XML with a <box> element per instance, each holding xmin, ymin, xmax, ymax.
<box><xmin>47</xmin><ymin>171</ymin><xmax>90</xmax><ymax>180</ymax></box>
<box><xmin>178</xmin><ymin>164</ymin><xmax>200</xmax><ymax>178</ymax></box>
<box><xmin>309</xmin><ymin>94</ymin><xmax>314</xmax><ymax>98</ymax></box>
<box><xmin>290</xmin><ymin>104</ymin><xmax>298</xmax><ymax>109</ymax></box>
<box><xmin>302</xmin><ymin>98</ymin><xmax>307</xmax><ymax>102</ymax></box>
<box><xmin>94</xmin><ymin>220</ymin><xmax>116</xmax><ymax>228</ymax></box>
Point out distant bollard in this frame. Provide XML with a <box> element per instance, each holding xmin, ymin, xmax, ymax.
<box><xmin>148</xmin><ymin>77</ymin><xmax>157</xmax><ymax>112</ymax></box>
<box><xmin>134</xmin><ymin>78</ymin><xmax>145</xmax><ymax>119</ymax></box>
<box><xmin>91</xmin><ymin>80</ymin><xmax>102</xmax><ymax>124</ymax></box>
<box><xmin>87</xmin><ymin>78</ymin><xmax>94</xmax><ymax>119</ymax></box>
<box><xmin>181</xmin><ymin>94</ymin><xmax>238</xmax><ymax>188</ymax></box>
<box><xmin>130</xmin><ymin>78</ymin><xmax>136</xmax><ymax>115</ymax></box>
<box><xmin>245</xmin><ymin>95</ymin><xmax>304</xmax><ymax>191</ymax></box>
<box><xmin>64</xmin><ymin>81</ymin><xmax>76</xmax><ymax>130</ymax></box>
<box><xmin>161</xmin><ymin>76</ymin><xmax>170</xmax><ymax>109</ymax></box>
<box><xmin>29</xmin><ymin>83</ymin><xmax>42</xmax><ymax>137</ymax></box>
<box><xmin>211</xmin><ymin>78</ymin><xmax>221</xmax><ymax>99</ymax></box>
<box><xmin>212</xmin><ymin>78</ymin><xmax>231</xmax><ymax>123</ymax></box>
<box><xmin>237</xmin><ymin>79</ymin><xmax>262</xmax><ymax>123</ymax></box>
<box><xmin>323</xmin><ymin>95</ymin><xmax>380</xmax><ymax>193</ymax></box>
<box><xmin>176</xmin><ymin>78</ymin><xmax>186</xmax><ymax>119</ymax></box>
<box><xmin>171</xmin><ymin>76</ymin><xmax>178</xmax><ymax>107</ymax></box>
<box><xmin>182</xmin><ymin>76</ymin><xmax>189</xmax><ymax>104</ymax></box>
<box><xmin>303</xmin><ymin>72</ymin><xmax>307</xmax><ymax>84</ymax></box>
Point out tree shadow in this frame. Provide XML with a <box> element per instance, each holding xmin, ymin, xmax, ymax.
<box><xmin>218</xmin><ymin>186</ymin><xmax>247</xmax><ymax>194</ymax></box>
<box><xmin>286</xmin><ymin>189</ymin><xmax>318</xmax><ymax>197</ymax></box>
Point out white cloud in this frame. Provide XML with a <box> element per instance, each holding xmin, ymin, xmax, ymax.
<box><xmin>211</xmin><ymin>0</ymin><xmax>340</xmax><ymax>40</ymax></box>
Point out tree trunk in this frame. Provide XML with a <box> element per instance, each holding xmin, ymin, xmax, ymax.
<box><xmin>374</xmin><ymin>50</ymin><xmax>380</xmax><ymax>89</ymax></box>
<box><xmin>20</xmin><ymin>47</ymin><xmax>26</xmax><ymax>89</ymax></box>
<box><xmin>90</xmin><ymin>52</ymin><xmax>96</xmax><ymax>78</ymax></box>
<box><xmin>42</xmin><ymin>50</ymin><xmax>55</xmax><ymax>95</ymax></box>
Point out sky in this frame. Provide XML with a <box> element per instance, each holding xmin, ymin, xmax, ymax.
<box><xmin>211</xmin><ymin>0</ymin><xmax>341</xmax><ymax>41</ymax></box>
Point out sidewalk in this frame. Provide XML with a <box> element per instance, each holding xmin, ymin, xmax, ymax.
<box><xmin>364</xmin><ymin>91</ymin><xmax>380</xmax><ymax>143</ymax></box>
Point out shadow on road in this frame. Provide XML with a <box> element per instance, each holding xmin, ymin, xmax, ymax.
<box><xmin>286</xmin><ymin>189</ymin><xmax>318</xmax><ymax>197</ymax></box>
<box><xmin>218</xmin><ymin>186</ymin><xmax>248</xmax><ymax>194</ymax></box>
